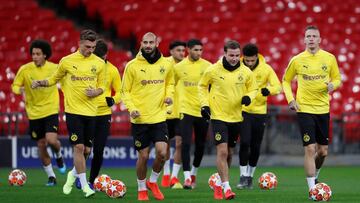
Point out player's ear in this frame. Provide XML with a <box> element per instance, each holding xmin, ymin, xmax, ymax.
<box><xmin>156</xmin><ymin>37</ymin><xmax>161</xmax><ymax>47</ymax></box>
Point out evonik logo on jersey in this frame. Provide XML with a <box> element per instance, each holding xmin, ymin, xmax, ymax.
<box><xmin>71</xmin><ymin>75</ymin><xmax>96</xmax><ymax>81</ymax></box>
<box><xmin>141</xmin><ymin>79</ymin><xmax>164</xmax><ymax>86</ymax></box>
<box><xmin>302</xmin><ymin>74</ymin><xmax>326</xmax><ymax>81</ymax></box>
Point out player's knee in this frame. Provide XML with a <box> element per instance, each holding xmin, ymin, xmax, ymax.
<box><xmin>74</xmin><ymin>144</ymin><xmax>85</xmax><ymax>153</ymax></box>
<box><xmin>304</xmin><ymin>145</ymin><xmax>316</xmax><ymax>156</ymax></box>
<box><xmin>138</xmin><ymin>151</ymin><xmax>150</xmax><ymax>162</ymax></box>
<box><xmin>175</xmin><ymin>140</ymin><xmax>182</xmax><ymax>149</ymax></box>
<box><xmin>217</xmin><ymin>148</ymin><xmax>228</xmax><ymax>158</ymax></box>
<box><xmin>46</xmin><ymin>138</ymin><xmax>58</xmax><ymax>147</ymax></box>
<box><xmin>318</xmin><ymin>148</ymin><xmax>328</xmax><ymax>157</ymax></box>
<box><xmin>156</xmin><ymin>149</ymin><xmax>167</xmax><ymax>161</ymax></box>
<box><xmin>37</xmin><ymin>139</ymin><xmax>47</xmax><ymax>149</ymax></box>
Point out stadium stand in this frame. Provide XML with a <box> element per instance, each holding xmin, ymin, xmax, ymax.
<box><xmin>0</xmin><ymin>0</ymin><xmax>359</xmax><ymax>143</ymax></box>
<box><xmin>0</xmin><ymin>0</ymin><xmax>131</xmax><ymax>136</ymax></box>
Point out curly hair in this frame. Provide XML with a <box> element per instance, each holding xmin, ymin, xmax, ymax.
<box><xmin>29</xmin><ymin>39</ymin><xmax>52</xmax><ymax>59</ymax></box>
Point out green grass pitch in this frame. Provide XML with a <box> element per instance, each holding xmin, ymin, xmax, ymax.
<box><xmin>0</xmin><ymin>166</ymin><xmax>359</xmax><ymax>202</ymax></box>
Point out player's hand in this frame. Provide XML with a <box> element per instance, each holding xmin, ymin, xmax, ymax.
<box><xmin>241</xmin><ymin>96</ymin><xmax>251</xmax><ymax>106</ymax></box>
<box><xmin>105</xmin><ymin>97</ymin><xmax>115</xmax><ymax>107</ymax></box>
<box><xmin>85</xmin><ymin>86</ymin><xmax>101</xmax><ymax>98</ymax></box>
<box><xmin>19</xmin><ymin>87</ymin><xmax>25</xmax><ymax>94</ymax></box>
<box><xmin>289</xmin><ymin>100</ymin><xmax>300</xmax><ymax>111</ymax></box>
<box><xmin>261</xmin><ymin>88</ymin><xmax>270</xmax><ymax>96</ymax></box>
<box><xmin>164</xmin><ymin>97</ymin><xmax>173</xmax><ymax>105</ymax></box>
<box><xmin>130</xmin><ymin>110</ymin><xmax>140</xmax><ymax>119</ymax></box>
<box><xmin>325</xmin><ymin>82</ymin><xmax>334</xmax><ymax>93</ymax></box>
<box><xmin>31</xmin><ymin>80</ymin><xmax>39</xmax><ymax>88</ymax></box>
<box><xmin>31</xmin><ymin>80</ymin><xmax>48</xmax><ymax>88</ymax></box>
<box><xmin>31</xmin><ymin>80</ymin><xmax>40</xmax><ymax>88</ymax></box>
<box><xmin>201</xmin><ymin>106</ymin><xmax>211</xmax><ymax>120</ymax></box>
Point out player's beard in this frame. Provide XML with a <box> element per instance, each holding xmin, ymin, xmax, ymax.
<box><xmin>141</xmin><ymin>48</ymin><xmax>161</xmax><ymax>64</ymax></box>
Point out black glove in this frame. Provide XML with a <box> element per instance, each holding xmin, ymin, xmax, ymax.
<box><xmin>241</xmin><ymin>96</ymin><xmax>251</xmax><ymax>106</ymax></box>
<box><xmin>106</xmin><ymin>97</ymin><xmax>115</xmax><ymax>107</ymax></box>
<box><xmin>261</xmin><ymin>88</ymin><xmax>270</xmax><ymax>96</ymax></box>
<box><xmin>201</xmin><ymin>106</ymin><xmax>211</xmax><ymax>120</ymax></box>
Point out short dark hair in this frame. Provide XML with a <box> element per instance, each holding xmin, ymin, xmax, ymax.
<box><xmin>224</xmin><ymin>40</ymin><xmax>240</xmax><ymax>52</ymax></box>
<box><xmin>305</xmin><ymin>25</ymin><xmax>319</xmax><ymax>32</ymax></box>
<box><xmin>169</xmin><ymin>40</ymin><xmax>186</xmax><ymax>50</ymax></box>
<box><xmin>29</xmin><ymin>39</ymin><xmax>52</xmax><ymax>59</ymax></box>
<box><xmin>242</xmin><ymin>43</ymin><xmax>258</xmax><ymax>56</ymax></box>
<box><xmin>80</xmin><ymin>29</ymin><xmax>97</xmax><ymax>41</ymax></box>
<box><xmin>93</xmin><ymin>39</ymin><xmax>108</xmax><ymax>58</ymax></box>
<box><xmin>187</xmin><ymin>39</ymin><xmax>202</xmax><ymax>48</ymax></box>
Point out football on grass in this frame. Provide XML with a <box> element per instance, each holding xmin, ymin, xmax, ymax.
<box><xmin>106</xmin><ymin>179</ymin><xmax>126</xmax><ymax>198</ymax></box>
<box><xmin>309</xmin><ymin>182</ymin><xmax>332</xmax><ymax>201</ymax></box>
<box><xmin>258</xmin><ymin>172</ymin><xmax>278</xmax><ymax>190</ymax></box>
<box><xmin>8</xmin><ymin>169</ymin><xmax>27</xmax><ymax>186</ymax></box>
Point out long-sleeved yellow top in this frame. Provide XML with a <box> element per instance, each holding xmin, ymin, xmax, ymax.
<box><xmin>165</xmin><ymin>56</ymin><xmax>180</xmax><ymax>119</ymax></box>
<box><xmin>121</xmin><ymin>52</ymin><xmax>175</xmax><ymax>124</ymax></box>
<box><xmin>174</xmin><ymin>57</ymin><xmax>212</xmax><ymax>117</ymax></box>
<box><xmin>12</xmin><ymin>61</ymin><xmax>59</xmax><ymax>120</ymax></box>
<box><xmin>96</xmin><ymin>61</ymin><xmax>122</xmax><ymax>116</ymax></box>
<box><xmin>283</xmin><ymin>49</ymin><xmax>341</xmax><ymax>114</ymax></box>
<box><xmin>48</xmin><ymin>51</ymin><xmax>106</xmax><ymax>116</ymax></box>
<box><xmin>198</xmin><ymin>58</ymin><xmax>258</xmax><ymax>122</ymax></box>
<box><xmin>242</xmin><ymin>54</ymin><xmax>282</xmax><ymax>114</ymax></box>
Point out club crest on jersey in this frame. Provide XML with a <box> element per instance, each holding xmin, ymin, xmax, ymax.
<box><xmin>159</xmin><ymin>66</ymin><xmax>165</xmax><ymax>74</ymax></box>
<box><xmin>303</xmin><ymin>133</ymin><xmax>310</xmax><ymax>142</ymax></box>
<box><xmin>321</xmin><ymin>64</ymin><xmax>327</xmax><ymax>72</ymax></box>
<box><xmin>238</xmin><ymin>75</ymin><xmax>243</xmax><ymax>82</ymax></box>
<box><xmin>91</xmin><ymin>66</ymin><xmax>97</xmax><ymax>74</ymax></box>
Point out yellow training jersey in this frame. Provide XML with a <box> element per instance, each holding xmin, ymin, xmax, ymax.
<box><xmin>12</xmin><ymin>61</ymin><xmax>59</xmax><ymax>120</ymax></box>
<box><xmin>165</xmin><ymin>56</ymin><xmax>179</xmax><ymax>119</ymax></box>
<box><xmin>242</xmin><ymin>54</ymin><xmax>282</xmax><ymax>114</ymax></box>
<box><xmin>282</xmin><ymin>49</ymin><xmax>341</xmax><ymax>114</ymax></box>
<box><xmin>48</xmin><ymin>51</ymin><xmax>106</xmax><ymax>117</ymax></box>
<box><xmin>174</xmin><ymin>57</ymin><xmax>212</xmax><ymax>117</ymax></box>
<box><xmin>198</xmin><ymin>59</ymin><xmax>258</xmax><ymax>122</ymax></box>
<box><xmin>96</xmin><ymin>61</ymin><xmax>122</xmax><ymax>116</ymax></box>
<box><xmin>121</xmin><ymin>52</ymin><xmax>175</xmax><ymax>124</ymax></box>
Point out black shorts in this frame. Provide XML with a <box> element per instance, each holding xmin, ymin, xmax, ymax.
<box><xmin>166</xmin><ymin>118</ymin><xmax>180</xmax><ymax>139</ymax></box>
<box><xmin>66</xmin><ymin>113</ymin><xmax>96</xmax><ymax>147</ymax></box>
<box><xmin>211</xmin><ymin>120</ymin><xmax>240</xmax><ymax>148</ymax></box>
<box><xmin>297</xmin><ymin>113</ymin><xmax>330</xmax><ymax>146</ymax></box>
<box><xmin>131</xmin><ymin>122</ymin><xmax>169</xmax><ymax>151</ymax></box>
<box><xmin>29</xmin><ymin>114</ymin><xmax>59</xmax><ymax>141</ymax></box>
